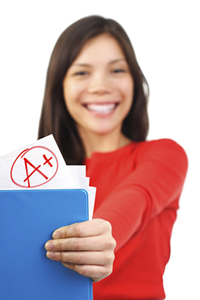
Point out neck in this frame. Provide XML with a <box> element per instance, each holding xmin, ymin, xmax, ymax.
<box><xmin>78</xmin><ymin>127</ymin><xmax>132</xmax><ymax>158</ymax></box>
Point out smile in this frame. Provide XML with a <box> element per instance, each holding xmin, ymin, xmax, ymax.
<box><xmin>84</xmin><ymin>103</ymin><xmax>118</xmax><ymax>114</ymax></box>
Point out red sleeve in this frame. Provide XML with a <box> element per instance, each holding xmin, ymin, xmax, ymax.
<box><xmin>93</xmin><ymin>139</ymin><xmax>188</xmax><ymax>251</ymax></box>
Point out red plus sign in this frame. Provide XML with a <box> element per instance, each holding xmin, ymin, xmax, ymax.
<box><xmin>43</xmin><ymin>154</ymin><xmax>53</xmax><ymax>167</ymax></box>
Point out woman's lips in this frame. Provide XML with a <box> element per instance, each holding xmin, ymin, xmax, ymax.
<box><xmin>84</xmin><ymin>103</ymin><xmax>118</xmax><ymax>114</ymax></box>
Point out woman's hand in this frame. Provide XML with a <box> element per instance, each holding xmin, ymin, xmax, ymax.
<box><xmin>45</xmin><ymin>218</ymin><xmax>116</xmax><ymax>282</ymax></box>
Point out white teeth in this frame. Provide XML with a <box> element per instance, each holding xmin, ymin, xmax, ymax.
<box><xmin>86</xmin><ymin>103</ymin><xmax>116</xmax><ymax>114</ymax></box>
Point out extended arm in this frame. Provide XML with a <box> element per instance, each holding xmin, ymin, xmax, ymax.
<box><xmin>94</xmin><ymin>139</ymin><xmax>188</xmax><ymax>251</ymax></box>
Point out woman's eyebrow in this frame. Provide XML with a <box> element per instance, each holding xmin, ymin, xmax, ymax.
<box><xmin>71</xmin><ymin>58</ymin><xmax>127</xmax><ymax>67</ymax></box>
<box><xmin>109</xmin><ymin>58</ymin><xmax>127</xmax><ymax>64</ymax></box>
<box><xmin>71</xmin><ymin>63</ymin><xmax>91</xmax><ymax>67</ymax></box>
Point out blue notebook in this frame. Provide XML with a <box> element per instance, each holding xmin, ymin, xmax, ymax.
<box><xmin>0</xmin><ymin>189</ymin><xmax>93</xmax><ymax>300</ymax></box>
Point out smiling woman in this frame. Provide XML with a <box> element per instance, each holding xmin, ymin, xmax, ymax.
<box><xmin>38</xmin><ymin>15</ymin><xmax>149</xmax><ymax>165</ymax></box>
<box><xmin>38</xmin><ymin>15</ymin><xmax>188</xmax><ymax>300</ymax></box>
<box><xmin>62</xmin><ymin>34</ymin><xmax>134</xmax><ymax>156</ymax></box>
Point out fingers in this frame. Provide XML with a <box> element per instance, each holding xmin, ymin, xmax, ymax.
<box><xmin>45</xmin><ymin>234</ymin><xmax>114</xmax><ymax>252</ymax></box>
<box><xmin>45</xmin><ymin>218</ymin><xmax>116</xmax><ymax>282</ymax></box>
<box><xmin>52</xmin><ymin>219</ymin><xmax>110</xmax><ymax>239</ymax></box>
<box><xmin>45</xmin><ymin>218</ymin><xmax>115</xmax><ymax>252</ymax></box>
<box><xmin>46</xmin><ymin>249</ymin><xmax>114</xmax><ymax>266</ymax></box>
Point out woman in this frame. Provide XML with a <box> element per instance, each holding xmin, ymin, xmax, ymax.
<box><xmin>40</xmin><ymin>16</ymin><xmax>188</xmax><ymax>299</ymax></box>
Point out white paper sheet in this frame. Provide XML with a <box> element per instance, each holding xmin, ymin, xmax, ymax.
<box><xmin>0</xmin><ymin>135</ymin><xmax>95</xmax><ymax>219</ymax></box>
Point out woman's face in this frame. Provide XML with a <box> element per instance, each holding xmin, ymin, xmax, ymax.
<box><xmin>63</xmin><ymin>34</ymin><xmax>134</xmax><ymax>138</ymax></box>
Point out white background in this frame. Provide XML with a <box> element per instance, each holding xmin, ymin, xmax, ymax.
<box><xmin>0</xmin><ymin>1</ymin><xmax>199</xmax><ymax>299</ymax></box>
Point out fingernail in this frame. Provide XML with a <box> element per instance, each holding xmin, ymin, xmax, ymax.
<box><xmin>47</xmin><ymin>251</ymin><xmax>56</xmax><ymax>259</ymax></box>
<box><xmin>53</xmin><ymin>231</ymin><xmax>61</xmax><ymax>239</ymax></box>
<box><xmin>45</xmin><ymin>242</ymin><xmax>54</xmax><ymax>251</ymax></box>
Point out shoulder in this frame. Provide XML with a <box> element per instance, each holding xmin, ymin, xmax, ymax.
<box><xmin>135</xmin><ymin>138</ymin><xmax>188</xmax><ymax>173</ymax></box>
<box><xmin>137</xmin><ymin>138</ymin><xmax>187</xmax><ymax>156</ymax></box>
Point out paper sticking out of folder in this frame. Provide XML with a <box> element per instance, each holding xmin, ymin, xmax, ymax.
<box><xmin>0</xmin><ymin>134</ymin><xmax>95</xmax><ymax>219</ymax></box>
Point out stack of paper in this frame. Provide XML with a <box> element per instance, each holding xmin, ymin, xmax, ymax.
<box><xmin>0</xmin><ymin>135</ymin><xmax>95</xmax><ymax>299</ymax></box>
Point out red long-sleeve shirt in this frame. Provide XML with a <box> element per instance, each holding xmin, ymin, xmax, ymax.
<box><xmin>85</xmin><ymin>139</ymin><xmax>188</xmax><ymax>300</ymax></box>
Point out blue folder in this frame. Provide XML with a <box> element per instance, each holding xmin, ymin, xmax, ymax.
<box><xmin>0</xmin><ymin>189</ymin><xmax>93</xmax><ymax>300</ymax></box>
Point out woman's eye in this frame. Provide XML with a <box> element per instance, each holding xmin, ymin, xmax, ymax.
<box><xmin>74</xmin><ymin>71</ymin><xmax>88</xmax><ymax>76</ymax></box>
<box><xmin>112</xmin><ymin>69</ymin><xmax>125</xmax><ymax>74</ymax></box>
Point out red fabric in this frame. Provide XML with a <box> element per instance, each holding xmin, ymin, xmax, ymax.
<box><xmin>85</xmin><ymin>139</ymin><xmax>188</xmax><ymax>300</ymax></box>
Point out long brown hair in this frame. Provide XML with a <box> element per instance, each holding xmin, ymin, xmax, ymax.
<box><xmin>38</xmin><ymin>15</ymin><xmax>149</xmax><ymax>164</ymax></box>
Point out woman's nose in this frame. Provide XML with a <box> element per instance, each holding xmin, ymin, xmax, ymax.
<box><xmin>88</xmin><ymin>73</ymin><xmax>112</xmax><ymax>95</ymax></box>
